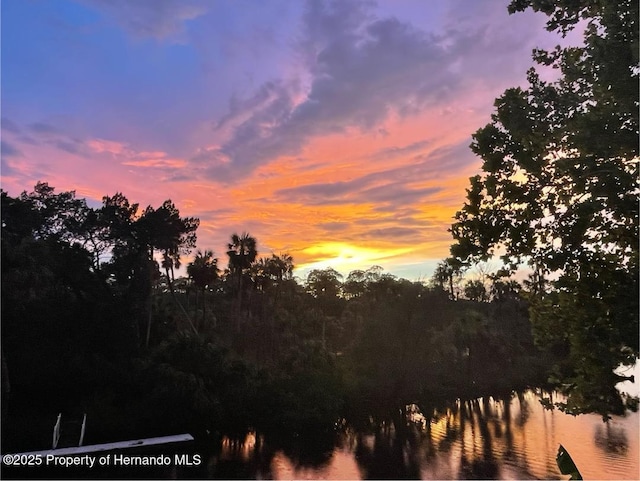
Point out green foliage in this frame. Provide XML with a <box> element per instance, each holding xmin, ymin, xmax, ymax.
<box><xmin>136</xmin><ymin>332</ymin><xmax>257</xmax><ymax>437</ymax></box>
<box><xmin>255</xmin><ymin>342</ymin><xmax>344</xmax><ymax>436</ymax></box>
<box><xmin>463</xmin><ymin>279</ymin><xmax>488</xmax><ymax>302</ymax></box>
<box><xmin>450</xmin><ymin>0</ymin><xmax>639</xmax><ymax>417</ymax></box>
<box><xmin>306</xmin><ymin>267</ymin><xmax>343</xmax><ymax>298</ymax></box>
<box><xmin>341</xmin><ymin>275</ymin><xmax>544</xmax><ymax>431</ymax></box>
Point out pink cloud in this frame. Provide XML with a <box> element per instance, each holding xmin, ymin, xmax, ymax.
<box><xmin>87</xmin><ymin>139</ymin><xmax>128</xmax><ymax>155</ymax></box>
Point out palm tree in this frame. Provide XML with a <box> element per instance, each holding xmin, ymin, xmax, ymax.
<box><xmin>431</xmin><ymin>258</ymin><xmax>464</xmax><ymax>300</ymax></box>
<box><xmin>187</xmin><ymin>250</ymin><xmax>219</xmax><ymax>327</ymax></box>
<box><xmin>226</xmin><ymin>233</ymin><xmax>257</xmax><ymax>329</ymax></box>
<box><xmin>227</xmin><ymin>233</ymin><xmax>257</xmax><ymax>276</ymax></box>
<box><xmin>271</xmin><ymin>253</ymin><xmax>294</xmax><ymax>282</ymax></box>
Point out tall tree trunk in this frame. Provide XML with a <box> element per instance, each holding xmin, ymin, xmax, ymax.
<box><xmin>235</xmin><ymin>272</ymin><xmax>243</xmax><ymax>332</ymax></box>
<box><xmin>209</xmin><ymin>288</ymin><xmax>217</xmax><ymax>329</ymax></box>
<box><xmin>145</xmin><ymin>249</ymin><xmax>154</xmax><ymax>348</ymax></box>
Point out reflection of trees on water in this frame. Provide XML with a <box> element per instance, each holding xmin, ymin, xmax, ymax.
<box><xmin>208</xmin><ymin>431</ymin><xmax>337</xmax><ymax>478</ymax></box>
<box><xmin>457</xmin><ymin>399</ymin><xmax>499</xmax><ymax>479</ymax></box>
<box><xmin>594</xmin><ymin>422</ymin><xmax>628</xmax><ymax>455</ymax></box>
<box><xmin>539</xmin><ymin>391</ymin><xmax>557</xmax><ymax>477</ymax></box>
<box><xmin>516</xmin><ymin>391</ymin><xmax>531</xmax><ymax>427</ymax></box>
<box><xmin>502</xmin><ymin>397</ymin><xmax>514</xmax><ymax>456</ymax></box>
<box><xmin>433</xmin><ymin>408</ymin><xmax>462</xmax><ymax>455</ymax></box>
<box><xmin>279</xmin><ymin>432</ymin><xmax>337</xmax><ymax>467</ymax></box>
<box><xmin>202</xmin><ymin>390</ymin><xmax>634</xmax><ymax>479</ymax></box>
<box><xmin>353</xmin><ymin>429</ymin><xmax>421</xmax><ymax>479</ymax></box>
<box><xmin>446</xmin><ymin>393</ymin><xmax>541</xmax><ymax>480</ymax></box>
<box><xmin>345</xmin><ymin>394</ymin><xmax>536</xmax><ymax>479</ymax></box>
<box><xmin>207</xmin><ymin>434</ymin><xmax>275</xmax><ymax>479</ymax></box>
<box><xmin>207</xmin><ymin>399</ymin><xmax>532</xmax><ymax>479</ymax></box>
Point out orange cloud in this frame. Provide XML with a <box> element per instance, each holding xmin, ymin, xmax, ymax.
<box><xmin>1</xmin><ymin>105</ymin><xmax>485</xmax><ymax>281</ymax></box>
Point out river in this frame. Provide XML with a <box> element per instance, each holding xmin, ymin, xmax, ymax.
<box><xmin>204</xmin><ymin>388</ymin><xmax>639</xmax><ymax>480</ymax></box>
<box><xmin>5</xmin><ymin>388</ymin><xmax>637</xmax><ymax>479</ymax></box>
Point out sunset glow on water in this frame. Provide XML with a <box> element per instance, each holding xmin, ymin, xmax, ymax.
<box><xmin>212</xmin><ymin>392</ymin><xmax>639</xmax><ymax>480</ymax></box>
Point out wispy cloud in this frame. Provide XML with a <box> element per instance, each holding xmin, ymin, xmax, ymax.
<box><xmin>202</xmin><ymin>1</ymin><xmax>486</xmax><ymax>182</ymax></box>
<box><xmin>122</xmin><ymin>157</ymin><xmax>187</xmax><ymax>169</ymax></box>
<box><xmin>193</xmin><ymin>0</ymin><xmax>551</xmax><ymax>186</ymax></box>
<box><xmin>87</xmin><ymin>139</ymin><xmax>128</xmax><ymax>155</ymax></box>
<box><xmin>1</xmin><ymin>140</ymin><xmax>22</xmax><ymax>158</ymax></box>
<box><xmin>28</xmin><ymin>122</ymin><xmax>60</xmax><ymax>135</ymax></box>
<box><xmin>360</xmin><ymin>226</ymin><xmax>424</xmax><ymax>241</ymax></box>
<box><xmin>369</xmin><ymin>140</ymin><xmax>431</xmax><ymax>162</ymax></box>
<box><xmin>79</xmin><ymin>0</ymin><xmax>208</xmax><ymax>41</ymax></box>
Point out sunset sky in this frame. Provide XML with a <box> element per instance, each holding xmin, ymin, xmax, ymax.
<box><xmin>1</xmin><ymin>0</ymin><xmax>576</xmax><ymax>280</ymax></box>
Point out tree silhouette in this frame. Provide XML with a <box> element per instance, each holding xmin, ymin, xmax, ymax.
<box><xmin>450</xmin><ymin>0</ymin><xmax>639</xmax><ymax>417</ymax></box>
<box><xmin>431</xmin><ymin>258</ymin><xmax>464</xmax><ymax>300</ymax></box>
<box><xmin>187</xmin><ymin>250</ymin><xmax>219</xmax><ymax>327</ymax></box>
<box><xmin>227</xmin><ymin>232</ymin><xmax>258</xmax><ymax>330</ymax></box>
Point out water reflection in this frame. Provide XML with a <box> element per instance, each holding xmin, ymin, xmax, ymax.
<box><xmin>354</xmin><ymin>430</ymin><xmax>421</xmax><ymax>479</ymax></box>
<box><xmin>208</xmin><ymin>433</ymin><xmax>275</xmax><ymax>479</ymax></box>
<box><xmin>195</xmin><ymin>390</ymin><xmax>639</xmax><ymax>479</ymax></box>
<box><xmin>594</xmin><ymin>422</ymin><xmax>628</xmax><ymax>454</ymax></box>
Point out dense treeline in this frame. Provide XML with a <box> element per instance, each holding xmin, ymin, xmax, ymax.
<box><xmin>1</xmin><ymin>183</ymin><xmax>551</xmax><ymax>452</ymax></box>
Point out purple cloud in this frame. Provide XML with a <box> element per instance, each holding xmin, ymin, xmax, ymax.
<box><xmin>360</xmin><ymin>226</ymin><xmax>424</xmax><ymax>241</ymax></box>
<box><xmin>28</xmin><ymin>122</ymin><xmax>60</xmax><ymax>135</ymax></box>
<box><xmin>198</xmin><ymin>0</ymin><xmax>545</xmax><ymax>183</ymax></box>
<box><xmin>1</xmin><ymin>141</ymin><xmax>22</xmax><ymax>158</ymax></box>
<box><xmin>369</xmin><ymin>140</ymin><xmax>430</xmax><ymax>162</ymax></box>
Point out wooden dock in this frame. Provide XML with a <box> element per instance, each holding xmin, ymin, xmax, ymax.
<box><xmin>7</xmin><ymin>433</ymin><xmax>194</xmax><ymax>457</ymax></box>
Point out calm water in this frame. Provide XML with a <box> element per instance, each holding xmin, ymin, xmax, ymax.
<box><xmin>207</xmin><ymin>389</ymin><xmax>639</xmax><ymax>480</ymax></box>
<box><xmin>5</xmin><ymin>386</ymin><xmax>637</xmax><ymax>479</ymax></box>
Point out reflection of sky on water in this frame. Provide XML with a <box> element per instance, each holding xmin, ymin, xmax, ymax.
<box><xmin>210</xmin><ymin>390</ymin><xmax>639</xmax><ymax>479</ymax></box>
